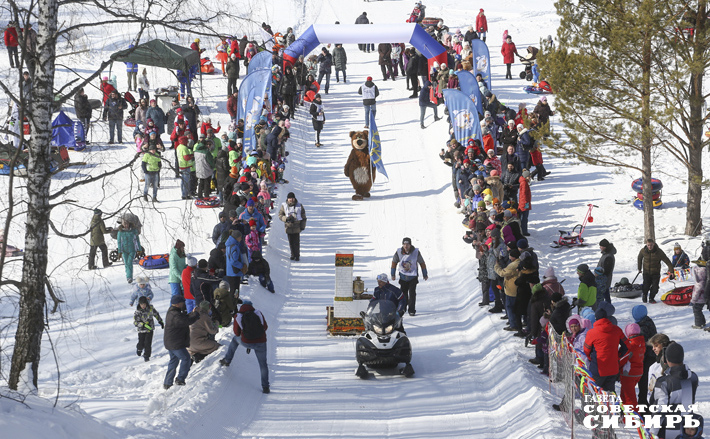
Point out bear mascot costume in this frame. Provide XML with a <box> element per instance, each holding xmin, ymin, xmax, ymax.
<box><xmin>344</xmin><ymin>130</ymin><xmax>376</xmax><ymax>201</ymax></box>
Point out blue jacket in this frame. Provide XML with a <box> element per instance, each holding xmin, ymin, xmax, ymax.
<box><xmin>225</xmin><ymin>235</ymin><xmax>244</xmax><ymax>277</ymax></box>
<box><xmin>371</xmin><ymin>282</ymin><xmax>407</xmax><ymax>316</ymax></box>
<box><xmin>129</xmin><ymin>284</ymin><xmax>153</xmax><ymax>306</ymax></box>
<box><xmin>125</xmin><ymin>45</ymin><xmax>138</xmax><ymax>72</ymax></box>
<box><xmin>239</xmin><ymin>209</ymin><xmax>266</xmax><ymax>234</ymax></box>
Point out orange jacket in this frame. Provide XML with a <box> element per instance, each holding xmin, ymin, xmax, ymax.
<box><xmin>518</xmin><ymin>177</ymin><xmax>531</xmax><ymax>211</ymax></box>
<box><xmin>619</xmin><ymin>334</ymin><xmax>645</xmax><ymax>378</ymax></box>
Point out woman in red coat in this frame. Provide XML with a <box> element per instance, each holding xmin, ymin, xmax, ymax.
<box><xmin>475</xmin><ymin>9</ymin><xmax>488</xmax><ymax>42</ymax></box>
<box><xmin>619</xmin><ymin>323</ymin><xmax>646</xmax><ymax>411</ymax></box>
<box><xmin>501</xmin><ymin>35</ymin><xmax>520</xmax><ymax>80</ymax></box>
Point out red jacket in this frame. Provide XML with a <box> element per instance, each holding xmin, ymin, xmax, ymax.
<box><xmin>584</xmin><ymin>318</ymin><xmax>630</xmax><ymax>377</ymax></box>
<box><xmin>482</xmin><ymin>134</ymin><xmax>495</xmax><ymax>154</ymax></box>
<box><xmin>170</xmin><ymin>125</ymin><xmax>187</xmax><ymax>144</ymax></box>
<box><xmin>518</xmin><ymin>176</ymin><xmax>531</xmax><ymax>211</ymax></box>
<box><xmin>619</xmin><ymin>334</ymin><xmax>645</xmax><ymax>378</ymax></box>
<box><xmin>4</xmin><ymin>27</ymin><xmax>18</xmax><ymax>47</ymax></box>
<box><xmin>234</xmin><ymin>303</ymin><xmax>268</xmax><ymax>343</ymax></box>
<box><xmin>227</xmin><ymin>95</ymin><xmax>239</xmax><ymax>119</ymax></box>
<box><xmin>181</xmin><ymin>266</ymin><xmax>195</xmax><ymax>300</ymax></box>
<box><xmin>475</xmin><ymin>14</ymin><xmax>488</xmax><ymax>33</ymax></box>
<box><xmin>100</xmin><ymin>82</ymin><xmax>115</xmax><ymax>104</ymax></box>
<box><xmin>530</xmin><ymin>149</ymin><xmax>543</xmax><ymax>166</ymax></box>
<box><xmin>200</xmin><ymin>121</ymin><xmax>220</xmax><ymax>136</ymax></box>
<box><xmin>501</xmin><ymin>42</ymin><xmax>518</xmax><ymax>64</ymax></box>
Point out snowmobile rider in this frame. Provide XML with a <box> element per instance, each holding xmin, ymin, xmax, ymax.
<box><xmin>371</xmin><ymin>273</ymin><xmax>407</xmax><ymax>317</ymax></box>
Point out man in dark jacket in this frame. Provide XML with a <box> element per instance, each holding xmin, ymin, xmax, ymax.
<box><xmin>501</xmin><ymin>163</ymin><xmax>521</xmax><ymax>202</ymax></box>
<box><xmin>212</xmin><ymin>212</ymin><xmax>230</xmax><ymax>246</ymax></box>
<box><xmin>219</xmin><ymin>300</ymin><xmax>271</xmax><ymax>393</ymax></box>
<box><xmin>406</xmin><ymin>50</ymin><xmax>420</xmax><ymax>98</ymax></box>
<box><xmin>332</xmin><ymin>44</ymin><xmax>347</xmax><ymax>83</ymax></box>
<box><xmin>372</xmin><ymin>273</ymin><xmax>407</xmax><ymax>316</ymax></box>
<box><xmin>74</xmin><ymin>88</ymin><xmax>93</xmax><ymax>140</ymax></box>
<box><xmin>378</xmin><ymin>43</ymin><xmax>394</xmax><ymax>81</ymax></box>
<box><xmin>163</xmin><ymin>295</ymin><xmax>199</xmax><ymax>389</ymax></box>
<box><xmin>638</xmin><ymin>239</ymin><xmax>674</xmax><ymax>303</ymax></box>
<box><xmin>104</xmin><ymin>90</ymin><xmax>125</xmax><ymax>144</ymax></box>
<box><xmin>649</xmin><ymin>342</ymin><xmax>699</xmax><ymax>439</ymax></box>
<box><xmin>548</xmin><ymin>292</ymin><xmax>571</xmax><ymax>335</ymax></box>
<box><xmin>418</xmin><ymin>80</ymin><xmax>441</xmax><ymax>129</ymax></box>
<box><xmin>208</xmin><ymin>243</ymin><xmax>226</xmax><ymax>276</ymax></box>
<box><xmin>88</xmin><ymin>208</ymin><xmax>112</xmax><ymax>269</ymax></box>
<box><xmin>226</xmin><ymin>54</ymin><xmax>239</xmax><ymax>96</ymax></box>
<box><xmin>317</xmin><ymin>47</ymin><xmax>332</xmax><ymax>94</ymax></box>
<box><xmin>598</xmin><ymin>239</ymin><xmax>617</xmax><ymax>291</ymax></box>
<box><xmin>190</xmin><ymin>259</ymin><xmax>221</xmax><ymax>304</ymax></box>
<box><xmin>355</xmin><ymin>12</ymin><xmax>369</xmax><ymax>51</ymax></box>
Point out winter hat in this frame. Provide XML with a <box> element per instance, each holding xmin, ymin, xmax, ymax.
<box><xmin>219</xmin><ymin>280</ymin><xmax>230</xmax><ymax>290</ymax></box>
<box><xmin>199</xmin><ymin>301</ymin><xmax>211</xmax><ymax>312</ymax></box>
<box><xmin>231</xmin><ymin>230</ymin><xmax>242</xmax><ymax>239</ymax></box>
<box><xmin>673</xmin><ymin>242</ymin><xmax>681</xmax><ymax>250</ymax></box>
<box><xmin>249</xmin><ymin>219</ymin><xmax>256</xmax><ymax>227</ymax></box>
<box><xmin>186</xmin><ymin>256</ymin><xmax>197</xmax><ymax>267</ymax></box>
<box><xmin>540</xmin><ymin>96</ymin><xmax>547</xmax><ymax>103</ymax></box>
<box><xmin>490</xmin><ymin>169</ymin><xmax>499</xmax><ymax>176</ymax></box>
<box><xmin>581</xmin><ymin>307</ymin><xmax>596</xmax><ymax>323</ymax></box>
<box><xmin>93</xmin><ymin>208</ymin><xmax>102</xmax><ymax>215</ymax></box>
<box><xmin>517</xmin><ymin>239</ymin><xmax>529</xmax><ymax>250</ymax></box>
<box><xmin>477</xmin><ymin>200</ymin><xmax>486</xmax><ymax>208</ymax></box>
<box><xmin>287</xmin><ymin>192</ymin><xmax>296</xmax><ymax>199</ymax></box>
<box><xmin>532</xmin><ymin>283</ymin><xmax>544</xmax><ymax>295</ymax></box>
<box><xmin>576</xmin><ymin>264</ymin><xmax>589</xmax><ymax>274</ymax></box>
<box><xmin>543</xmin><ymin>267</ymin><xmax>555</xmax><ymax>279</ymax></box>
<box><xmin>246</xmin><ymin>199</ymin><xmax>255</xmax><ymax>207</ymax></box>
<box><xmin>175</xmin><ymin>239</ymin><xmax>185</xmax><ymax>249</ymax></box>
<box><xmin>251</xmin><ymin>251</ymin><xmax>262</xmax><ymax>260</ymax></box>
<box><xmin>137</xmin><ymin>276</ymin><xmax>148</xmax><ymax>285</ymax></box>
<box><xmin>625</xmin><ymin>323</ymin><xmax>641</xmax><ymax>337</ymax></box>
<box><xmin>503</xmin><ymin>210</ymin><xmax>512</xmax><ymax>218</ymax></box>
<box><xmin>522</xmin><ymin>170</ymin><xmax>531</xmax><ymax>178</ymax></box>
<box><xmin>138</xmin><ymin>296</ymin><xmax>149</xmax><ymax>305</ymax></box>
<box><xmin>402</xmin><ymin>237</ymin><xmax>412</xmax><ymax>245</ymax></box>
<box><xmin>217</xmin><ymin>242</ymin><xmax>226</xmax><ymax>250</ymax></box>
<box><xmin>491</xmin><ymin>228</ymin><xmax>501</xmax><ymax>239</ymax></box>
<box><xmin>472</xmin><ymin>184</ymin><xmax>482</xmax><ymax>191</ymax></box>
<box><xmin>509</xmin><ymin>248</ymin><xmax>521</xmax><ymax>258</ymax></box>
<box><xmin>597</xmin><ymin>300</ymin><xmax>615</xmax><ymax>317</ymax></box>
<box><xmin>665</xmin><ymin>342</ymin><xmax>684</xmax><ymax>364</ymax></box>
<box><xmin>502</xmin><ymin>201</ymin><xmax>510</xmax><ymax>208</ymax></box>
<box><xmin>198</xmin><ymin>259</ymin><xmax>208</xmax><ymax>269</ymax></box>
<box><xmin>599</xmin><ymin>239</ymin><xmax>610</xmax><ymax>247</ymax></box>
<box><xmin>594</xmin><ymin>308</ymin><xmax>607</xmax><ymax>321</ymax></box>
<box><xmin>491</xmin><ymin>197</ymin><xmax>500</xmax><ymax>205</ymax></box>
<box><xmin>228</xmin><ymin>210</ymin><xmax>238</xmax><ymax>219</ymax></box>
<box><xmin>171</xmin><ymin>295</ymin><xmax>186</xmax><ymax>305</ymax></box>
<box><xmin>376</xmin><ymin>273</ymin><xmax>389</xmax><ymax>282</ymax></box>
<box><xmin>631</xmin><ymin>305</ymin><xmax>647</xmax><ymax>323</ymax></box>
<box><xmin>550</xmin><ymin>292</ymin><xmax>563</xmax><ymax>303</ymax></box>
<box><xmin>593</xmin><ymin>267</ymin><xmax>604</xmax><ymax>276</ymax></box>
<box><xmin>567</xmin><ymin>315</ymin><xmax>581</xmax><ymax>327</ymax></box>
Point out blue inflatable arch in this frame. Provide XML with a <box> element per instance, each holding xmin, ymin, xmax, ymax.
<box><xmin>283</xmin><ymin>24</ymin><xmax>447</xmax><ymax>77</ymax></box>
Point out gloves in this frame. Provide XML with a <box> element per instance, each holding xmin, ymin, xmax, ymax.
<box><xmin>524</xmin><ymin>203</ymin><xmax>530</xmax><ymax>210</ymax></box>
<box><xmin>668</xmin><ymin>272</ymin><xmax>676</xmax><ymax>280</ymax></box>
<box><xmin>160</xmin><ymin>322</ymin><xmax>164</xmax><ymax>329</ymax></box>
<box><xmin>571</xmin><ymin>297</ymin><xmax>578</xmax><ymax>308</ymax></box>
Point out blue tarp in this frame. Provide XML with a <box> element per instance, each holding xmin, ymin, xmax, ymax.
<box><xmin>51</xmin><ymin>111</ymin><xmax>75</xmax><ymax>149</ymax></box>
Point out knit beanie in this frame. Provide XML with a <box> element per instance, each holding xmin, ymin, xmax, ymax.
<box><xmin>665</xmin><ymin>342</ymin><xmax>684</xmax><ymax>364</ymax></box>
<box><xmin>576</xmin><ymin>264</ymin><xmax>589</xmax><ymax>274</ymax></box>
<box><xmin>631</xmin><ymin>305</ymin><xmax>647</xmax><ymax>323</ymax></box>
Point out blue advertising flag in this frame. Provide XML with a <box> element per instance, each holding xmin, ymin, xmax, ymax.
<box><xmin>456</xmin><ymin>70</ymin><xmax>483</xmax><ymax>117</ymax></box>
<box><xmin>368</xmin><ymin>111</ymin><xmax>388</xmax><ymax>179</ymax></box>
<box><xmin>248</xmin><ymin>51</ymin><xmax>272</xmax><ymax>75</ymax></box>
<box><xmin>442</xmin><ymin>89</ymin><xmax>482</xmax><ymax>146</ymax></box>
<box><xmin>471</xmin><ymin>39</ymin><xmax>492</xmax><ymax>91</ymax></box>
<box><xmin>237</xmin><ymin>70</ymin><xmax>271</xmax><ymax>152</ymax></box>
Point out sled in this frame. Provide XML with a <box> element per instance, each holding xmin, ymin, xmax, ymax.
<box><xmin>631</xmin><ymin>177</ymin><xmax>663</xmax><ymax>193</ymax></box>
<box><xmin>524</xmin><ymin>86</ymin><xmax>551</xmax><ymax>95</ymax></box>
<box><xmin>661</xmin><ymin>285</ymin><xmax>693</xmax><ymax>306</ymax></box>
<box><xmin>421</xmin><ymin>17</ymin><xmax>442</xmax><ymax>27</ymax></box>
<box><xmin>661</xmin><ymin>268</ymin><xmax>692</xmax><ymax>284</ymax></box>
<box><xmin>195</xmin><ymin>196</ymin><xmax>221</xmax><ymax>208</ymax></box>
<box><xmin>551</xmin><ymin>203</ymin><xmax>597</xmax><ymax>249</ymax></box>
<box><xmin>88</xmin><ymin>99</ymin><xmax>102</xmax><ymax>110</ymax></box>
<box><xmin>609</xmin><ymin>284</ymin><xmax>643</xmax><ymax>299</ymax></box>
<box><xmin>633</xmin><ymin>198</ymin><xmax>662</xmax><ymax>210</ymax></box>
<box><xmin>200</xmin><ymin>58</ymin><xmax>215</xmax><ymax>74</ymax></box>
<box><xmin>615</xmin><ymin>198</ymin><xmax>634</xmax><ymax>204</ymax></box>
<box><xmin>124</xmin><ymin>117</ymin><xmax>136</xmax><ymax>128</ymax></box>
<box><xmin>138</xmin><ymin>253</ymin><xmax>170</xmax><ymax>269</ymax></box>
<box><xmin>636</xmin><ymin>191</ymin><xmax>661</xmax><ymax>201</ymax></box>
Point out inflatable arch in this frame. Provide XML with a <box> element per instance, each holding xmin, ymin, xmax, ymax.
<box><xmin>284</xmin><ymin>24</ymin><xmax>447</xmax><ymax>77</ymax></box>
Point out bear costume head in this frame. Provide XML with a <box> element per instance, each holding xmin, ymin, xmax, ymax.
<box><xmin>349</xmin><ymin>130</ymin><xmax>369</xmax><ymax>150</ymax></box>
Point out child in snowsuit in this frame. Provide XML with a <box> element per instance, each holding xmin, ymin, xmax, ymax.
<box><xmin>245</xmin><ymin>219</ymin><xmax>263</xmax><ymax>260</ymax></box>
<box><xmin>619</xmin><ymin>323</ymin><xmax>646</xmax><ymax>411</ymax></box>
<box><xmin>133</xmin><ymin>296</ymin><xmax>164</xmax><ymax>361</ymax></box>
<box><xmin>129</xmin><ymin>276</ymin><xmax>154</xmax><ymax>306</ymax></box>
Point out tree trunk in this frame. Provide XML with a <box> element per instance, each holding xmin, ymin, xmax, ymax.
<box><xmin>641</xmin><ymin>28</ymin><xmax>655</xmax><ymax>241</ymax></box>
<box><xmin>684</xmin><ymin>4</ymin><xmax>706</xmax><ymax>236</ymax></box>
<box><xmin>9</xmin><ymin>0</ymin><xmax>58</xmax><ymax>390</ymax></box>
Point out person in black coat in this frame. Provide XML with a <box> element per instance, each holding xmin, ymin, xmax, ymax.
<box><xmin>181</xmin><ymin>96</ymin><xmax>200</xmax><ymax>135</ymax></box>
<box><xmin>418</xmin><ymin>80</ymin><xmax>440</xmax><ymax>129</ymax></box>
<box><xmin>500</xmin><ymin>145</ymin><xmax>521</xmax><ymax>173</ymax></box>
<box><xmin>548</xmin><ymin>293</ymin><xmax>571</xmax><ymax>335</ymax></box>
<box><xmin>597</xmin><ymin>239</ymin><xmax>617</xmax><ymax>291</ymax></box>
<box><xmin>226</xmin><ymin>54</ymin><xmax>240</xmax><ymax>96</ymax></box>
<box><xmin>247</xmin><ymin>251</ymin><xmax>275</xmax><ymax>293</ymax></box>
<box><xmin>406</xmin><ymin>50</ymin><xmax>420</xmax><ymax>98</ymax></box>
<box><xmin>417</xmin><ymin>52</ymin><xmax>429</xmax><ymax>87</ymax></box>
<box><xmin>316</xmin><ymin>47</ymin><xmax>332</xmax><ymax>94</ymax></box>
<box><xmin>73</xmin><ymin>87</ymin><xmax>93</xmax><ymax>139</ymax></box>
<box><xmin>163</xmin><ymin>295</ymin><xmax>200</xmax><ymax>389</ymax></box>
<box><xmin>208</xmin><ymin>243</ymin><xmax>227</xmax><ymax>276</ymax></box>
<box><xmin>501</xmin><ymin>163</ymin><xmax>521</xmax><ymax>201</ymax></box>
<box><xmin>190</xmin><ymin>259</ymin><xmax>221</xmax><ymax>304</ymax></box>
<box><xmin>501</xmin><ymin>121</ymin><xmax>518</xmax><ymax>149</ymax></box>
<box><xmin>279</xmin><ymin>65</ymin><xmax>298</xmax><ymax>117</ymax></box>
<box><xmin>464</xmin><ymin>26</ymin><xmax>479</xmax><ymax>45</ymax></box>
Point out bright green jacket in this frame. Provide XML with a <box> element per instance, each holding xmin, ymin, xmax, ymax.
<box><xmin>142</xmin><ymin>151</ymin><xmax>161</xmax><ymax>173</ymax></box>
<box><xmin>177</xmin><ymin>142</ymin><xmax>194</xmax><ymax>170</ymax></box>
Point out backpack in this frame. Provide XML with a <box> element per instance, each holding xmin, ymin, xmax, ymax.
<box><xmin>241</xmin><ymin>310</ymin><xmax>265</xmax><ymax>340</ymax></box>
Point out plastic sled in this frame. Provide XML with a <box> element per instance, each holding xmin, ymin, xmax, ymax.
<box><xmin>195</xmin><ymin>196</ymin><xmax>221</xmax><ymax>208</ymax></box>
<box><xmin>631</xmin><ymin>177</ymin><xmax>663</xmax><ymax>193</ymax></box>
<box><xmin>609</xmin><ymin>284</ymin><xmax>643</xmax><ymax>299</ymax></box>
<box><xmin>633</xmin><ymin>198</ymin><xmax>662</xmax><ymax>210</ymax></box>
<box><xmin>636</xmin><ymin>191</ymin><xmax>661</xmax><ymax>201</ymax></box>
<box><xmin>200</xmin><ymin>58</ymin><xmax>215</xmax><ymax>74</ymax></box>
<box><xmin>124</xmin><ymin>117</ymin><xmax>136</xmax><ymax>128</ymax></box>
<box><xmin>661</xmin><ymin>286</ymin><xmax>693</xmax><ymax>306</ymax></box>
<box><xmin>524</xmin><ymin>85</ymin><xmax>553</xmax><ymax>95</ymax></box>
<box><xmin>138</xmin><ymin>253</ymin><xmax>170</xmax><ymax>269</ymax></box>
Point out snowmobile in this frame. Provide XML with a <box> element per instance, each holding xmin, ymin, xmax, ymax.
<box><xmin>356</xmin><ymin>300</ymin><xmax>414</xmax><ymax>379</ymax></box>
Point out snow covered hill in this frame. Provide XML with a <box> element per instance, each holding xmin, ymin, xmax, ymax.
<box><xmin>1</xmin><ymin>1</ymin><xmax>708</xmax><ymax>438</ymax></box>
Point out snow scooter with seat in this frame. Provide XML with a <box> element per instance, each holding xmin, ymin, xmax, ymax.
<box><xmin>356</xmin><ymin>300</ymin><xmax>414</xmax><ymax>379</ymax></box>
<box><xmin>551</xmin><ymin>203</ymin><xmax>598</xmax><ymax>249</ymax></box>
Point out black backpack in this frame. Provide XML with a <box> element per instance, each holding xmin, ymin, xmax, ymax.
<box><xmin>241</xmin><ymin>310</ymin><xmax>265</xmax><ymax>340</ymax></box>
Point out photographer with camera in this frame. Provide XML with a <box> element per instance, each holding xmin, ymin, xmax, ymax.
<box><xmin>278</xmin><ymin>192</ymin><xmax>307</xmax><ymax>261</ymax></box>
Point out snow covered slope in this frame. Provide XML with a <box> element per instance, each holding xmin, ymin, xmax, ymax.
<box><xmin>1</xmin><ymin>1</ymin><xmax>708</xmax><ymax>438</ymax></box>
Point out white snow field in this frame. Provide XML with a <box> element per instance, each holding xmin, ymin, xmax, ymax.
<box><xmin>1</xmin><ymin>0</ymin><xmax>709</xmax><ymax>438</ymax></box>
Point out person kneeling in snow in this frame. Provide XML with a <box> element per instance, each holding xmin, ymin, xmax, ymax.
<box><xmin>187</xmin><ymin>301</ymin><xmax>220</xmax><ymax>363</ymax></box>
<box><xmin>247</xmin><ymin>251</ymin><xmax>275</xmax><ymax>293</ymax></box>
<box><xmin>219</xmin><ymin>300</ymin><xmax>271</xmax><ymax>394</ymax></box>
